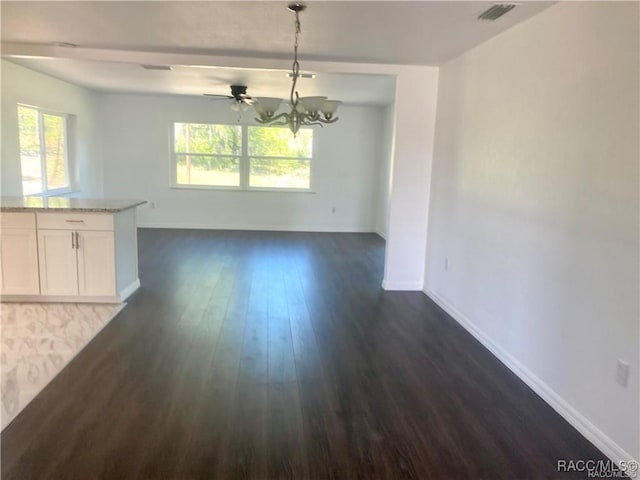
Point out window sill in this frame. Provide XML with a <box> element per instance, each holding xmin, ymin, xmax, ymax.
<box><xmin>169</xmin><ymin>185</ymin><xmax>316</xmax><ymax>194</ymax></box>
<box><xmin>26</xmin><ymin>188</ymin><xmax>77</xmax><ymax>198</ymax></box>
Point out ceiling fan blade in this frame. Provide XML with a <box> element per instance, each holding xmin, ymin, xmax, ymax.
<box><xmin>204</xmin><ymin>85</ymin><xmax>254</xmax><ymax>109</ymax></box>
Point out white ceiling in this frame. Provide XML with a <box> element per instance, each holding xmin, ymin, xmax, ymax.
<box><xmin>0</xmin><ymin>1</ymin><xmax>554</xmax><ymax>104</ymax></box>
<box><xmin>5</xmin><ymin>58</ymin><xmax>397</xmax><ymax>105</ymax></box>
<box><xmin>1</xmin><ymin>1</ymin><xmax>554</xmax><ymax>65</ymax></box>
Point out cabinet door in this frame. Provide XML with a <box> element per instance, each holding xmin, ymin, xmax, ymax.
<box><xmin>77</xmin><ymin>230</ymin><xmax>116</xmax><ymax>297</ymax></box>
<box><xmin>38</xmin><ymin>229</ymin><xmax>79</xmax><ymax>296</ymax></box>
<box><xmin>0</xmin><ymin>228</ymin><xmax>40</xmax><ymax>295</ymax></box>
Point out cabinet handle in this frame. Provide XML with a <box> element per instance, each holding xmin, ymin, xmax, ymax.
<box><xmin>66</xmin><ymin>219</ymin><xmax>85</xmax><ymax>223</ymax></box>
<box><xmin>75</xmin><ymin>232</ymin><xmax>80</xmax><ymax>249</ymax></box>
<box><xmin>71</xmin><ymin>231</ymin><xmax>76</xmax><ymax>249</ymax></box>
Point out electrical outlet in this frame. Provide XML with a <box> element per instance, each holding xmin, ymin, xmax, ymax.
<box><xmin>444</xmin><ymin>258</ymin><xmax>449</xmax><ymax>271</ymax></box>
<box><xmin>616</xmin><ymin>359</ymin><xmax>630</xmax><ymax>387</ymax></box>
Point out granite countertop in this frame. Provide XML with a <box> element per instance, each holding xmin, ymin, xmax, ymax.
<box><xmin>0</xmin><ymin>196</ymin><xmax>147</xmax><ymax>213</ymax></box>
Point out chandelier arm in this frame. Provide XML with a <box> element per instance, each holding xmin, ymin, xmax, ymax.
<box><xmin>254</xmin><ymin>117</ymin><xmax>274</xmax><ymax>124</ymax></box>
<box><xmin>267</xmin><ymin>120</ymin><xmax>290</xmax><ymax>127</ymax></box>
<box><xmin>254</xmin><ymin>112</ymin><xmax>291</xmax><ymax>124</ymax></box>
<box><xmin>304</xmin><ymin>112</ymin><xmax>321</xmax><ymax>122</ymax></box>
<box><xmin>317</xmin><ymin>116</ymin><xmax>339</xmax><ymax>124</ymax></box>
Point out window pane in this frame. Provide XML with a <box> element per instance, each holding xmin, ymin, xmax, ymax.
<box><xmin>176</xmin><ymin>154</ymin><xmax>240</xmax><ymax>186</ymax></box>
<box><xmin>248</xmin><ymin>127</ymin><xmax>312</xmax><ymax>158</ymax></box>
<box><xmin>18</xmin><ymin>106</ymin><xmax>43</xmax><ymax>195</ymax></box>
<box><xmin>43</xmin><ymin>114</ymin><xmax>69</xmax><ymax>190</ymax></box>
<box><xmin>174</xmin><ymin>123</ymin><xmax>241</xmax><ymax>156</ymax></box>
<box><xmin>249</xmin><ymin>158</ymin><xmax>310</xmax><ymax>189</ymax></box>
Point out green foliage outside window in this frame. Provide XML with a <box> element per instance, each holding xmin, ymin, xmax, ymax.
<box><xmin>18</xmin><ymin>106</ymin><xmax>69</xmax><ymax>194</ymax></box>
<box><xmin>248</xmin><ymin>127</ymin><xmax>312</xmax><ymax>157</ymax></box>
<box><xmin>43</xmin><ymin>114</ymin><xmax>67</xmax><ymax>189</ymax></box>
<box><xmin>173</xmin><ymin>123</ymin><xmax>313</xmax><ymax>189</ymax></box>
<box><xmin>174</xmin><ymin>123</ymin><xmax>241</xmax><ymax>172</ymax></box>
<box><xmin>18</xmin><ymin>107</ymin><xmax>40</xmax><ymax>155</ymax></box>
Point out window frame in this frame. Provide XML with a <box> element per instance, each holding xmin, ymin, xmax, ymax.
<box><xmin>17</xmin><ymin>104</ymin><xmax>72</xmax><ymax>197</ymax></box>
<box><xmin>246</xmin><ymin>126</ymin><xmax>314</xmax><ymax>192</ymax></box>
<box><xmin>170</xmin><ymin>122</ymin><xmax>243</xmax><ymax>190</ymax></box>
<box><xmin>169</xmin><ymin>122</ymin><xmax>315</xmax><ymax>193</ymax></box>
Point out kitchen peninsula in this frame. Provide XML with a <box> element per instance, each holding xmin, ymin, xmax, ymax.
<box><xmin>0</xmin><ymin>197</ymin><xmax>146</xmax><ymax>303</ymax></box>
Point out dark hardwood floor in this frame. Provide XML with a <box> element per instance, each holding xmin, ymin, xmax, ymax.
<box><xmin>2</xmin><ymin>229</ymin><xmax>608</xmax><ymax>479</ymax></box>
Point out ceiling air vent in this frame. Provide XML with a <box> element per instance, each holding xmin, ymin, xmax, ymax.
<box><xmin>478</xmin><ymin>4</ymin><xmax>517</xmax><ymax>21</ymax></box>
<box><xmin>141</xmin><ymin>65</ymin><xmax>173</xmax><ymax>71</ymax></box>
<box><xmin>286</xmin><ymin>72</ymin><xmax>316</xmax><ymax>79</ymax></box>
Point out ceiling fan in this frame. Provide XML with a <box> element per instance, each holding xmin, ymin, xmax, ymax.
<box><xmin>204</xmin><ymin>85</ymin><xmax>254</xmax><ymax>111</ymax></box>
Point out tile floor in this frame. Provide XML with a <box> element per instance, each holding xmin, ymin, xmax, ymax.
<box><xmin>0</xmin><ymin>302</ymin><xmax>123</xmax><ymax>429</ymax></box>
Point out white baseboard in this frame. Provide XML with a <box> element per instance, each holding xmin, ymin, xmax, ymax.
<box><xmin>1</xmin><ymin>281</ymin><xmax>140</xmax><ymax>304</ymax></box>
<box><xmin>137</xmin><ymin>222</ymin><xmax>376</xmax><ymax>233</ymax></box>
<box><xmin>1</xmin><ymin>294</ymin><xmax>121</xmax><ymax>304</ymax></box>
<box><xmin>424</xmin><ymin>287</ymin><xmax>637</xmax><ymax>466</ymax></box>
<box><xmin>119</xmin><ymin>278</ymin><xmax>140</xmax><ymax>301</ymax></box>
<box><xmin>382</xmin><ymin>280</ymin><xmax>424</xmax><ymax>291</ymax></box>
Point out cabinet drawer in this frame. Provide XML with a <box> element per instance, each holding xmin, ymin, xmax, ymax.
<box><xmin>36</xmin><ymin>212</ymin><xmax>114</xmax><ymax>231</ymax></box>
<box><xmin>1</xmin><ymin>212</ymin><xmax>36</xmax><ymax>229</ymax></box>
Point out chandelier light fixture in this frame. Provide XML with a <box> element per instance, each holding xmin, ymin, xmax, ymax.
<box><xmin>253</xmin><ymin>3</ymin><xmax>341</xmax><ymax>135</ymax></box>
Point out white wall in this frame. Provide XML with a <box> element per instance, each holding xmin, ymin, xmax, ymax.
<box><xmin>382</xmin><ymin>68</ymin><xmax>439</xmax><ymax>290</ymax></box>
<box><xmin>374</xmin><ymin>104</ymin><xmax>395</xmax><ymax>239</ymax></box>
<box><xmin>425</xmin><ymin>2</ymin><xmax>639</xmax><ymax>463</ymax></box>
<box><xmin>99</xmin><ymin>93</ymin><xmax>386</xmax><ymax>232</ymax></box>
<box><xmin>0</xmin><ymin>60</ymin><xmax>103</xmax><ymax>197</ymax></box>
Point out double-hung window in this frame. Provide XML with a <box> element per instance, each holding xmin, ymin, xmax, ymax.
<box><xmin>248</xmin><ymin>127</ymin><xmax>312</xmax><ymax>189</ymax></box>
<box><xmin>173</xmin><ymin>123</ymin><xmax>242</xmax><ymax>187</ymax></box>
<box><xmin>18</xmin><ymin>105</ymin><xmax>70</xmax><ymax>195</ymax></box>
<box><xmin>171</xmin><ymin>123</ymin><xmax>313</xmax><ymax>191</ymax></box>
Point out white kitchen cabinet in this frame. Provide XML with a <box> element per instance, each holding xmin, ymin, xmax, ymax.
<box><xmin>0</xmin><ymin>213</ymin><xmax>40</xmax><ymax>295</ymax></box>
<box><xmin>0</xmin><ymin>197</ymin><xmax>145</xmax><ymax>303</ymax></box>
<box><xmin>39</xmin><ymin>228</ymin><xmax>116</xmax><ymax>297</ymax></box>
<box><xmin>0</xmin><ymin>203</ymin><xmax>142</xmax><ymax>304</ymax></box>
<box><xmin>77</xmin><ymin>230</ymin><xmax>116</xmax><ymax>297</ymax></box>
<box><xmin>37</xmin><ymin>229</ymin><xmax>79</xmax><ymax>296</ymax></box>
<box><xmin>35</xmin><ymin>211</ymin><xmax>135</xmax><ymax>302</ymax></box>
